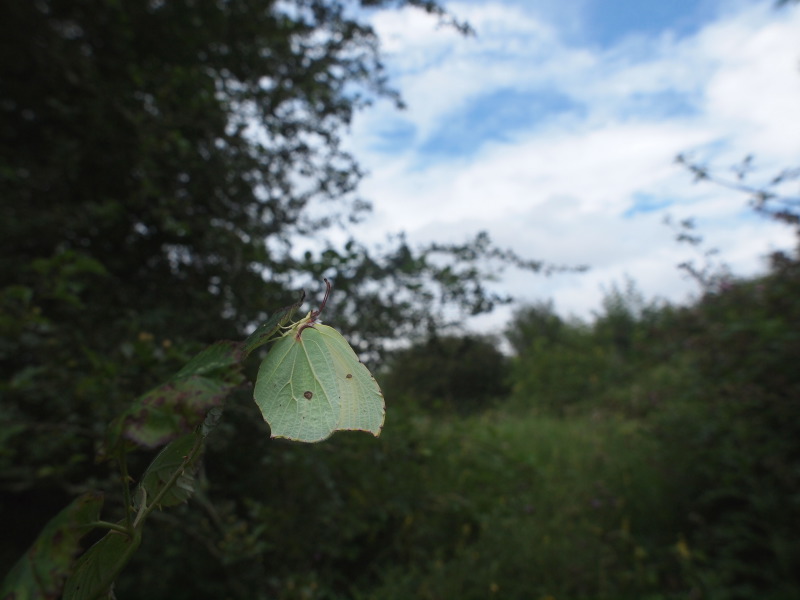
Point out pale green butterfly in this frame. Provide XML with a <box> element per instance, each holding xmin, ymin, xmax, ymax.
<box><xmin>253</xmin><ymin>279</ymin><xmax>385</xmax><ymax>442</ymax></box>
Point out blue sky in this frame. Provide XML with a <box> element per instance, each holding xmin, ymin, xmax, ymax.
<box><xmin>342</xmin><ymin>0</ymin><xmax>800</xmax><ymax>327</ymax></box>
<box><xmin>580</xmin><ymin>0</ymin><xmax>716</xmax><ymax>45</ymax></box>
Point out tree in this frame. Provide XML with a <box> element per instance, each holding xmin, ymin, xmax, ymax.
<box><xmin>0</xmin><ymin>0</ymin><xmax>461</xmax><ymax>346</ymax></box>
<box><xmin>382</xmin><ymin>333</ymin><xmax>510</xmax><ymax>414</ymax></box>
<box><xmin>0</xmin><ymin>1</ymin><xmax>559</xmax><ymax>595</ymax></box>
<box><xmin>675</xmin><ymin>154</ymin><xmax>800</xmax><ymax>237</ymax></box>
<box><xmin>504</xmin><ymin>300</ymin><xmax>565</xmax><ymax>356</ymax></box>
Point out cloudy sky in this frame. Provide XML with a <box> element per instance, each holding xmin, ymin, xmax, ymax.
<box><xmin>342</xmin><ymin>0</ymin><xmax>800</xmax><ymax>328</ymax></box>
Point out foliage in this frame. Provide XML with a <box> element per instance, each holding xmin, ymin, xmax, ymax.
<box><xmin>29</xmin><ymin>243</ymin><xmax>787</xmax><ymax>600</ymax></box>
<box><xmin>1</xmin><ymin>291</ymin><xmax>383</xmax><ymax>599</ymax></box>
<box><xmin>381</xmin><ymin>334</ymin><xmax>510</xmax><ymax>414</ymax></box>
<box><xmin>651</xmin><ymin>259</ymin><xmax>800</xmax><ymax>599</ymax></box>
<box><xmin>501</xmin><ymin>225</ymin><xmax>800</xmax><ymax>598</ymax></box>
<box><xmin>4</xmin><ymin>0</ymin><xmax>799</xmax><ymax>598</ymax></box>
<box><xmin>0</xmin><ymin>0</ymin><xmax>562</xmax><ymax>591</ymax></box>
<box><xmin>6</xmin><ymin>214</ymin><xmax>800</xmax><ymax>600</ymax></box>
<box><xmin>352</xmin><ymin>413</ymin><xmax>688</xmax><ymax>600</ymax></box>
<box><xmin>1</xmin><ymin>493</ymin><xmax>104</xmax><ymax>600</ymax></box>
<box><xmin>141</xmin><ymin>407</ymin><xmax>688</xmax><ymax>600</ymax></box>
<box><xmin>509</xmin><ymin>313</ymin><xmax>602</xmax><ymax>414</ymax></box>
<box><xmin>505</xmin><ymin>282</ymin><xmax>667</xmax><ymax>416</ymax></box>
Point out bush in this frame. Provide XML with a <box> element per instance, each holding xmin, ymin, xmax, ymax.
<box><xmin>381</xmin><ymin>334</ymin><xmax>510</xmax><ymax>414</ymax></box>
<box><xmin>650</xmin><ymin>257</ymin><xmax>800</xmax><ymax>599</ymax></box>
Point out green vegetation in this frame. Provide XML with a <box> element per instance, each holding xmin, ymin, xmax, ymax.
<box><xmin>6</xmin><ymin>243</ymin><xmax>797</xmax><ymax>599</ymax></box>
<box><xmin>0</xmin><ymin>1</ymin><xmax>539</xmax><ymax>595</ymax></box>
<box><xmin>381</xmin><ymin>333</ymin><xmax>510</xmax><ymax>414</ymax></box>
<box><xmin>214</xmin><ymin>251</ymin><xmax>797</xmax><ymax>600</ymax></box>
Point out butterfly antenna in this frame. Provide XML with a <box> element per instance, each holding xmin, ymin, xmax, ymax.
<box><xmin>321</xmin><ymin>278</ymin><xmax>332</xmax><ymax>308</ymax></box>
<box><xmin>314</xmin><ymin>278</ymin><xmax>332</xmax><ymax>320</ymax></box>
<box><xmin>298</xmin><ymin>279</ymin><xmax>332</xmax><ymax>338</ymax></box>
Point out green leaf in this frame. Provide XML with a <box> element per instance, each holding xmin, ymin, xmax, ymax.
<box><xmin>241</xmin><ymin>292</ymin><xmax>306</xmax><ymax>358</ymax></box>
<box><xmin>136</xmin><ymin>433</ymin><xmax>203</xmax><ymax>510</ymax></box>
<box><xmin>62</xmin><ymin>530</ymin><xmax>141</xmax><ymax>600</ymax></box>
<box><xmin>253</xmin><ymin>311</ymin><xmax>385</xmax><ymax>443</ymax></box>
<box><xmin>1</xmin><ymin>492</ymin><xmax>103</xmax><ymax>600</ymax></box>
<box><xmin>106</xmin><ymin>375</ymin><xmax>233</xmax><ymax>451</ymax></box>
<box><xmin>175</xmin><ymin>340</ymin><xmax>242</xmax><ymax>378</ymax></box>
<box><xmin>104</xmin><ymin>342</ymin><xmax>244</xmax><ymax>454</ymax></box>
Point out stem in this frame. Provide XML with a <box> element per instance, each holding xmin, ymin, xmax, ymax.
<box><xmin>117</xmin><ymin>452</ymin><xmax>133</xmax><ymax>530</ymax></box>
<box><xmin>87</xmin><ymin>520</ymin><xmax>132</xmax><ymax>536</ymax></box>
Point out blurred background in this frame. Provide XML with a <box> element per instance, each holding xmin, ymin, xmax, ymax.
<box><xmin>1</xmin><ymin>0</ymin><xmax>799</xmax><ymax>598</ymax></box>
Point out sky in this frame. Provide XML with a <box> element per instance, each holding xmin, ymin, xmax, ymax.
<box><xmin>342</xmin><ymin>0</ymin><xmax>800</xmax><ymax>330</ymax></box>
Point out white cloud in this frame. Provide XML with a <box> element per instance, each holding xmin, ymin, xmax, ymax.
<box><xmin>345</xmin><ymin>0</ymin><xmax>800</xmax><ymax>326</ymax></box>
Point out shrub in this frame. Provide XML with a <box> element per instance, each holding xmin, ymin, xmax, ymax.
<box><xmin>381</xmin><ymin>334</ymin><xmax>510</xmax><ymax>414</ymax></box>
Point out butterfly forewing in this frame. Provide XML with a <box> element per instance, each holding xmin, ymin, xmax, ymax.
<box><xmin>254</xmin><ymin>330</ymin><xmax>340</xmax><ymax>442</ymax></box>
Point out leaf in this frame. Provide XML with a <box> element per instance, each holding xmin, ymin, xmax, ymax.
<box><xmin>175</xmin><ymin>340</ymin><xmax>242</xmax><ymax>378</ymax></box>
<box><xmin>106</xmin><ymin>375</ymin><xmax>233</xmax><ymax>452</ymax></box>
<box><xmin>102</xmin><ymin>296</ymin><xmax>306</xmax><ymax>455</ymax></box>
<box><xmin>62</xmin><ymin>530</ymin><xmax>141</xmax><ymax>600</ymax></box>
<box><xmin>0</xmin><ymin>492</ymin><xmax>103</xmax><ymax>600</ymax></box>
<box><xmin>241</xmin><ymin>292</ymin><xmax>305</xmax><ymax>358</ymax></box>
<box><xmin>253</xmin><ymin>311</ymin><xmax>385</xmax><ymax>443</ymax></box>
<box><xmin>135</xmin><ymin>433</ymin><xmax>202</xmax><ymax>510</ymax></box>
<box><xmin>104</xmin><ymin>341</ymin><xmax>243</xmax><ymax>454</ymax></box>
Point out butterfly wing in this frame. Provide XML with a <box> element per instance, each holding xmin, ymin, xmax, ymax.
<box><xmin>254</xmin><ymin>330</ymin><xmax>340</xmax><ymax>442</ymax></box>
